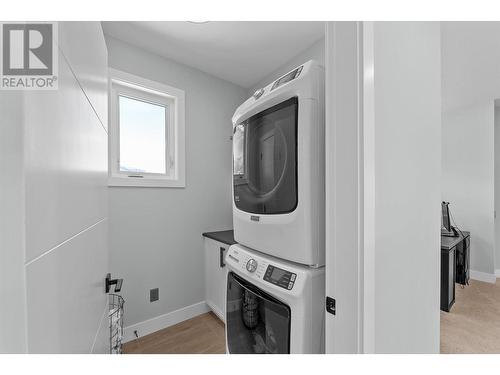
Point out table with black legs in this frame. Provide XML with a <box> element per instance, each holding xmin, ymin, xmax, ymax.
<box><xmin>440</xmin><ymin>231</ymin><xmax>470</xmax><ymax>312</ymax></box>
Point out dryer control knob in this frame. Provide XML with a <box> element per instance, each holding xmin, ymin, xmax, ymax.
<box><xmin>246</xmin><ymin>259</ymin><xmax>258</xmax><ymax>273</ymax></box>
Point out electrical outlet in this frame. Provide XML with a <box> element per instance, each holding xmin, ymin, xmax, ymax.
<box><xmin>150</xmin><ymin>288</ymin><xmax>159</xmax><ymax>302</ymax></box>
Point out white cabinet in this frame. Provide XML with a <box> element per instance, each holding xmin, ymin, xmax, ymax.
<box><xmin>204</xmin><ymin>237</ymin><xmax>229</xmax><ymax>322</ymax></box>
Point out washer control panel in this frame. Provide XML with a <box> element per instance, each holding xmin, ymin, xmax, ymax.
<box><xmin>246</xmin><ymin>259</ymin><xmax>258</xmax><ymax>273</ymax></box>
<box><xmin>231</xmin><ymin>251</ymin><xmax>268</xmax><ymax>279</ymax></box>
<box><xmin>263</xmin><ymin>265</ymin><xmax>296</xmax><ymax>290</ymax></box>
<box><xmin>226</xmin><ymin>245</ymin><xmax>299</xmax><ymax>291</ymax></box>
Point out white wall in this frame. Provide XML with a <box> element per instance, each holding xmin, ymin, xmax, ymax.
<box><xmin>22</xmin><ymin>22</ymin><xmax>109</xmax><ymax>353</ymax></box>
<box><xmin>441</xmin><ymin>22</ymin><xmax>500</xmax><ymax>114</ymax></box>
<box><xmin>0</xmin><ymin>92</ymin><xmax>27</xmax><ymax>353</ymax></box>
<box><xmin>441</xmin><ymin>22</ymin><xmax>500</xmax><ymax>281</ymax></box>
<box><xmin>248</xmin><ymin>38</ymin><xmax>324</xmax><ymax>95</ymax></box>
<box><xmin>105</xmin><ymin>36</ymin><xmax>247</xmax><ymax>332</ymax></box>
<box><xmin>442</xmin><ymin>102</ymin><xmax>495</xmax><ymax>278</ymax></box>
<box><xmin>368</xmin><ymin>22</ymin><xmax>442</xmax><ymax>353</ymax></box>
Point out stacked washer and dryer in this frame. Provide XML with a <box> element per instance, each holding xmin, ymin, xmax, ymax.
<box><xmin>225</xmin><ymin>60</ymin><xmax>325</xmax><ymax>354</ymax></box>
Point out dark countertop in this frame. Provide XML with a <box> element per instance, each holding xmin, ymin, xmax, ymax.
<box><xmin>441</xmin><ymin>230</ymin><xmax>470</xmax><ymax>250</ymax></box>
<box><xmin>202</xmin><ymin>230</ymin><xmax>236</xmax><ymax>246</ymax></box>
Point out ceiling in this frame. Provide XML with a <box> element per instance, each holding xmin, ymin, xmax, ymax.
<box><xmin>101</xmin><ymin>21</ymin><xmax>324</xmax><ymax>88</ymax></box>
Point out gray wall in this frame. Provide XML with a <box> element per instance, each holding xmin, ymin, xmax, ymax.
<box><xmin>249</xmin><ymin>38</ymin><xmax>324</xmax><ymax>95</ymax></box>
<box><xmin>440</xmin><ymin>22</ymin><xmax>500</xmax><ymax>279</ymax></box>
<box><xmin>442</xmin><ymin>101</ymin><xmax>495</xmax><ymax>277</ymax></box>
<box><xmin>371</xmin><ymin>22</ymin><xmax>442</xmax><ymax>353</ymax></box>
<box><xmin>0</xmin><ymin>92</ymin><xmax>26</xmax><ymax>353</ymax></box>
<box><xmin>105</xmin><ymin>36</ymin><xmax>247</xmax><ymax>328</ymax></box>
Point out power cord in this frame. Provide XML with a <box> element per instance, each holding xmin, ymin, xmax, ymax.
<box><xmin>449</xmin><ymin>208</ymin><xmax>464</xmax><ymax>238</ymax></box>
<box><xmin>449</xmin><ymin>206</ymin><xmax>469</xmax><ymax>286</ymax></box>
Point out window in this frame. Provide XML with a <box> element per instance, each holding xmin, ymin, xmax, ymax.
<box><xmin>108</xmin><ymin>69</ymin><xmax>185</xmax><ymax>187</ymax></box>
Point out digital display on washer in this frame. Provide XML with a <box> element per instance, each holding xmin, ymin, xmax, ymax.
<box><xmin>269</xmin><ymin>267</ymin><xmax>286</xmax><ymax>282</ymax></box>
<box><xmin>271</xmin><ymin>65</ymin><xmax>303</xmax><ymax>91</ymax></box>
<box><xmin>264</xmin><ymin>265</ymin><xmax>296</xmax><ymax>290</ymax></box>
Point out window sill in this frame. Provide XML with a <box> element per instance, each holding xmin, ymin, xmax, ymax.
<box><xmin>108</xmin><ymin>176</ymin><xmax>185</xmax><ymax>188</ymax></box>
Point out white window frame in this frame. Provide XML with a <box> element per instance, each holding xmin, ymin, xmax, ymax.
<box><xmin>108</xmin><ymin>68</ymin><xmax>185</xmax><ymax>188</ymax></box>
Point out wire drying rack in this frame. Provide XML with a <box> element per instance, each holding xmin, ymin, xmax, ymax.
<box><xmin>109</xmin><ymin>293</ymin><xmax>125</xmax><ymax>354</ymax></box>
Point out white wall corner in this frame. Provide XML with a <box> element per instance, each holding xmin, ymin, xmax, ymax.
<box><xmin>470</xmin><ymin>270</ymin><xmax>497</xmax><ymax>284</ymax></box>
<box><xmin>122</xmin><ymin>301</ymin><xmax>210</xmax><ymax>343</ymax></box>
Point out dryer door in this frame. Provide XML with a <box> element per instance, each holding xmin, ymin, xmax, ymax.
<box><xmin>233</xmin><ymin>97</ymin><xmax>298</xmax><ymax>215</ymax></box>
<box><xmin>226</xmin><ymin>272</ymin><xmax>291</xmax><ymax>354</ymax></box>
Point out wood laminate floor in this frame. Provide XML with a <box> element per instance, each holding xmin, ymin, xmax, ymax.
<box><xmin>124</xmin><ymin>279</ymin><xmax>500</xmax><ymax>354</ymax></box>
<box><xmin>441</xmin><ymin>279</ymin><xmax>500</xmax><ymax>353</ymax></box>
<box><xmin>123</xmin><ymin>312</ymin><xmax>226</xmax><ymax>354</ymax></box>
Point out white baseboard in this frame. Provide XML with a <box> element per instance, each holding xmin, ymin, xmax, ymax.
<box><xmin>495</xmin><ymin>269</ymin><xmax>500</xmax><ymax>278</ymax></box>
<box><xmin>470</xmin><ymin>270</ymin><xmax>497</xmax><ymax>284</ymax></box>
<box><xmin>123</xmin><ymin>301</ymin><xmax>210</xmax><ymax>343</ymax></box>
<box><xmin>206</xmin><ymin>301</ymin><xmax>225</xmax><ymax>324</ymax></box>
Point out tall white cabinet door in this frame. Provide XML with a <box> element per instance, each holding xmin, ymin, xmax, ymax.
<box><xmin>215</xmin><ymin>243</ymin><xmax>228</xmax><ymax>322</ymax></box>
<box><xmin>24</xmin><ymin>22</ymin><xmax>109</xmax><ymax>353</ymax></box>
<box><xmin>204</xmin><ymin>238</ymin><xmax>227</xmax><ymax>322</ymax></box>
<box><xmin>204</xmin><ymin>239</ymin><xmax>217</xmax><ymax>314</ymax></box>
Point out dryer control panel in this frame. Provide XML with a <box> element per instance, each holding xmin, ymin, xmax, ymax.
<box><xmin>271</xmin><ymin>65</ymin><xmax>303</xmax><ymax>91</ymax></box>
<box><xmin>264</xmin><ymin>265</ymin><xmax>296</xmax><ymax>290</ymax></box>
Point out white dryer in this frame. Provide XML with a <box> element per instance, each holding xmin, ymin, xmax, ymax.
<box><xmin>232</xmin><ymin>60</ymin><xmax>325</xmax><ymax>266</ymax></box>
<box><xmin>225</xmin><ymin>244</ymin><xmax>325</xmax><ymax>354</ymax></box>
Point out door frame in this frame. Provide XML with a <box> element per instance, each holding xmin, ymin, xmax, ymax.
<box><xmin>324</xmin><ymin>21</ymin><xmax>375</xmax><ymax>353</ymax></box>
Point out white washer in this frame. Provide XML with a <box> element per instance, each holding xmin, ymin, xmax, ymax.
<box><xmin>232</xmin><ymin>60</ymin><xmax>325</xmax><ymax>266</ymax></box>
<box><xmin>225</xmin><ymin>243</ymin><xmax>325</xmax><ymax>354</ymax></box>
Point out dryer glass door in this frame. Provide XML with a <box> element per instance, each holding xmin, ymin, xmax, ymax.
<box><xmin>233</xmin><ymin>97</ymin><xmax>298</xmax><ymax>214</ymax></box>
<box><xmin>226</xmin><ymin>272</ymin><xmax>291</xmax><ymax>354</ymax></box>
